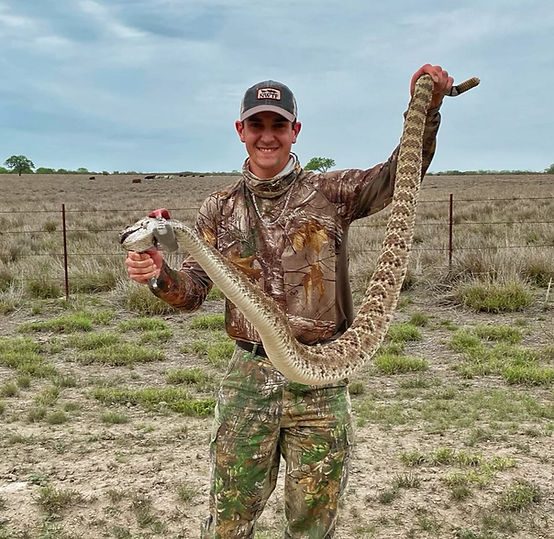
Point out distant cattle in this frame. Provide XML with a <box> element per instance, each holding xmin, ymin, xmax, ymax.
<box><xmin>144</xmin><ymin>174</ymin><xmax>156</xmax><ymax>180</ymax></box>
<box><xmin>89</xmin><ymin>176</ymin><xmax>95</xmax><ymax>180</ymax></box>
<box><xmin>132</xmin><ymin>178</ymin><xmax>142</xmax><ymax>184</ymax></box>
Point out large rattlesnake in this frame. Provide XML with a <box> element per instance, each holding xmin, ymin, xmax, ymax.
<box><xmin>121</xmin><ymin>74</ymin><xmax>479</xmax><ymax>385</ymax></box>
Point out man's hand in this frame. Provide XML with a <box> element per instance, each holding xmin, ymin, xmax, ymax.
<box><xmin>410</xmin><ymin>64</ymin><xmax>454</xmax><ymax>109</ymax></box>
<box><xmin>125</xmin><ymin>248</ymin><xmax>164</xmax><ymax>284</ymax></box>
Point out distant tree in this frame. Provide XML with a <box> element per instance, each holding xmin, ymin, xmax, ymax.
<box><xmin>36</xmin><ymin>167</ymin><xmax>56</xmax><ymax>174</ymax></box>
<box><xmin>0</xmin><ymin>166</ymin><xmax>8</xmax><ymax>174</ymax></box>
<box><xmin>304</xmin><ymin>157</ymin><xmax>336</xmax><ymax>173</ymax></box>
<box><xmin>545</xmin><ymin>164</ymin><xmax>554</xmax><ymax>174</ymax></box>
<box><xmin>4</xmin><ymin>155</ymin><xmax>35</xmax><ymax>175</ymax></box>
<box><xmin>77</xmin><ymin>167</ymin><xmax>89</xmax><ymax>174</ymax></box>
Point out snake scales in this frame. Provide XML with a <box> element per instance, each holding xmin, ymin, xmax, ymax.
<box><xmin>121</xmin><ymin>74</ymin><xmax>479</xmax><ymax>385</ymax></box>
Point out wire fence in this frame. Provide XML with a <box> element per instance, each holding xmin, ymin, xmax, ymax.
<box><xmin>1</xmin><ymin>195</ymin><xmax>552</xmax><ymax>299</ymax></box>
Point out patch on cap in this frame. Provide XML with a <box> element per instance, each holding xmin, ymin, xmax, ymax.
<box><xmin>257</xmin><ymin>88</ymin><xmax>281</xmax><ymax>100</ymax></box>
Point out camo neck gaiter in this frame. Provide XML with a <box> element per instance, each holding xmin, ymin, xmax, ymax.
<box><xmin>242</xmin><ymin>153</ymin><xmax>302</xmax><ymax>199</ymax></box>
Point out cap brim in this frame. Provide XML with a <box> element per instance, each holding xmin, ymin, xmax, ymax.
<box><xmin>240</xmin><ymin>105</ymin><xmax>295</xmax><ymax>122</ymax></box>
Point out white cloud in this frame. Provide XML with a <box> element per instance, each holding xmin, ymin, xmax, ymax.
<box><xmin>78</xmin><ymin>0</ymin><xmax>146</xmax><ymax>39</ymax></box>
<box><xmin>0</xmin><ymin>0</ymin><xmax>552</xmax><ymax>172</ymax></box>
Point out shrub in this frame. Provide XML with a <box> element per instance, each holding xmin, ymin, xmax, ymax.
<box><xmin>26</xmin><ymin>277</ymin><xmax>62</xmax><ymax>299</ymax></box>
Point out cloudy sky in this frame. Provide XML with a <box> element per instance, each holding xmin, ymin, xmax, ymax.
<box><xmin>0</xmin><ymin>0</ymin><xmax>552</xmax><ymax>173</ymax></box>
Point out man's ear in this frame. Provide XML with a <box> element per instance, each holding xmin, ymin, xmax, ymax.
<box><xmin>235</xmin><ymin>120</ymin><xmax>245</xmax><ymax>142</ymax></box>
<box><xmin>292</xmin><ymin>121</ymin><xmax>302</xmax><ymax>143</ymax></box>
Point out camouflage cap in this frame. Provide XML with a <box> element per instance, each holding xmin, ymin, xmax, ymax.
<box><xmin>240</xmin><ymin>80</ymin><xmax>297</xmax><ymax>122</ymax></box>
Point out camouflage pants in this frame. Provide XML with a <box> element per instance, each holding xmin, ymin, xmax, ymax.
<box><xmin>201</xmin><ymin>347</ymin><xmax>353</xmax><ymax>539</ymax></box>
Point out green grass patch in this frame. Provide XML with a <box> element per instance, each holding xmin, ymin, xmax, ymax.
<box><xmin>207</xmin><ymin>287</ymin><xmax>225</xmax><ymax>300</ymax></box>
<box><xmin>401</xmin><ymin>447</ymin><xmax>515</xmax><ymax>472</ymax></box>
<box><xmin>207</xmin><ymin>339</ymin><xmax>235</xmax><ymax>367</ymax></box>
<box><xmin>176</xmin><ymin>483</ymin><xmax>198</xmax><ymax>503</ymax></box>
<box><xmin>67</xmin><ymin>332</ymin><xmax>122</xmax><ymax>350</ymax></box>
<box><xmin>391</xmin><ymin>472</ymin><xmax>421</xmax><ymax>489</ymax></box>
<box><xmin>502</xmin><ymin>364</ymin><xmax>554</xmax><ymax>385</ymax></box>
<box><xmin>91</xmin><ymin>386</ymin><xmax>215</xmax><ymax>417</ymax></box>
<box><xmin>181</xmin><ymin>332</ymin><xmax>235</xmax><ymax>368</ymax></box>
<box><xmin>450</xmin><ymin>328</ymin><xmax>553</xmax><ymax>385</ymax></box>
<box><xmin>356</xmin><ymin>398</ymin><xmax>411</xmax><ymax>428</ymax></box>
<box><xmin>130</xmin><ymin>493</ymin><xmax>166</xmax><ymax>533</ymax></box>
<box><xmin>78</xmin><ymin>343</ymin><xmax>165</xmax><ymax>366</ymax></box>
<box><xmin>0</xmin><ymin>337</ymin><xmax>56</xmax><ymax>378</ymax></box>
<box><xmin>377</xmin><ymin>342</ymin><xmax>405</xmax><ymax>356</ymax></box>
<box><xmin>0</xmin><ymin>268</ymin><xmax>14</xmax><ymax>291</ymax></box>
<box><xmin>497</xmin><ymin>480</ymin><xmax>541</xmax><ymax>512</ymax></box>
<box><xmin>88</xmin><ymin>309</ymin><xmax>116</xmax><ymax>325</ymax></box>
<box><xmin>472</xmin><ymin>324</ymin><xmax>523</xmax><ymax>344</ymax></box>
<box><xmin>456</xmin><ymin>280</ymin><xmax>533</xmax><ymax>313</ymax></box>
<box><xmin>18</xmin><ymin>312</ymin><xmax>94</xmax><ymax>333</ymax></box>
<box><xmin>70</xmin><ymin>271</ymin><xmax>118</xmax><ymax>293</ymax></box>
<box><xmin>408</xmin><ymin>312</ymin><xmax>429</xmax><ymax>327</ymax></box>
<box><xmin>166</xmin><ymin>368</ymin><xmax>212</xmax><ymax>388</ymax></box>
<box><xmin>181</xmin><ymin>340</ymin><xmax>209</xmax><ymax>356</ymax></box>
<box><xmin>27</xmin><ymin>406</ymin><xmax>47</xmax><ymax>423</ymax></box>
<box><xmin>386</xmin><ymin>322</ymin><xmax>422</xmax><ymax>343</ymax></box>
<box><xmin>420</xmin><ymin>388</ymin><xmax>554</xmax><ymax>433</ymax></box>
<box><xmin>34</xmin><ymin>386</ymin><xmax>60</xmax><ymax>406</ymax></box>
<box><xmin>46</xmin><ymin>410</ymin><xmax>69</xmax><ymax>425</ymax></box>
<box><xmin>52</xmin><ymin>374</ymin><xmax>79</xmax><ymax>388</ymax></box>
<box><xmin>122</xmin><ymin>283</ymin><xmax>178</xmax><ymax>315</ymax></box>
<box><xmin>101</xmin><ymin>411</ymin><xmax>130</xmax><ymax>424</ymax></box>
<box><xmin>0</xmin><ymin>382</ymin><xmax>19</xmax><ymax>398</ymax></box>
<box><xmin>374</xmin><ymin>353</ymin><xmax>428</xmax><ymax>375</ymax></box>
<box><xmin>26</xmin><ymin>277</ymin><xmax>62</xmax><ymax>299</ymax></box>
<box><xmin>190</xmin><ymin>313</ymin><xmax>225</xmax><ymax>330</ymax></box>
<box><xmin>138</xmin><ymin>329</ymin><xmax>173</xmax><ymax>344</ymax></box>
<box><xmin>16</xmin><ymin>374</ymin><xmax>32</xmax><ymax>389</ymax></box>
<box><xmin>35</xmin><ymin>484</ymin><xmax>86</xmax><ymax>516</ymax></box>
<box><xmin>356</xmin><ymin>385</ymin><xmax>554</xmax><ymax>433</ymax></box>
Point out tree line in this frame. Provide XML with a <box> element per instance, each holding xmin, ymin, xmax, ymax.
<box><xmin>2</xmin><ymin>154</ymin><xmax>554</xmax><ymax>176</ymax></box>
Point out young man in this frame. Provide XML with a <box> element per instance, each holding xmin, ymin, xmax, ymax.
<box><xmin>125</xmin><ymin>64</ymin><xmax>452</xmax><ymax>538</ymax></box>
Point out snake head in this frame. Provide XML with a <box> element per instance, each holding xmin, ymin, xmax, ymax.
<box><xmin>119</xmin><ymin>217</ymin><xmax>158</xmax><ymax>252</ymax></box>
<box><xmin>120</xmin><ymin>216</ymin><xmax>178</xmax><ymax>253</ymax></box>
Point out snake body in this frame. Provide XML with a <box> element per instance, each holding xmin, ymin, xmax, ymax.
<box><xmin>121</xmin><ymin>74</ymin><xmax>479</xmax><ymax>385</ymax></box>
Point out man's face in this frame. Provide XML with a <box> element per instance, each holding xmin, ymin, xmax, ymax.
<box><xmin>235</xmin><ymin>111</ymin><xmax>301</xmax><ymax>179</ymax></box>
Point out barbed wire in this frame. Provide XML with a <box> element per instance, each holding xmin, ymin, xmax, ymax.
<box><xmin>1</xmin><ymin>196</ymin><xmax>553</xmax><ymax>215</ymax></box>
<box><xmin>7</xmin><ymin>243</ymin><xmax>553</xmax><ymax>260</ymax></box>
<box><xmin>2</xmin><ymin>197</ymin><xmax>552</xmax><ymax>299</ymax></box>
<box><xmin>3</xmin><ymin>220</ymin><xmax>553</xmax><ymax>234</ymax></box>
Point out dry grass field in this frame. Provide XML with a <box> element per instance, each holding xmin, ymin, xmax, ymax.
<box><xmin>0</xmin><ymin>172</ymin><xmax>553</xmax><ymax>538</ymax></box>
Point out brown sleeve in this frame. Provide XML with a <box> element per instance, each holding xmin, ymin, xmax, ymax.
<box><xmin>148</xmin><ymin>196</ymin><xmax>217</xmax><ymax>311</ymax></box>
<box><xmin>321</xmin><ymin>108</ymin><xmax>441</xmax><ymax>222</ymax></box>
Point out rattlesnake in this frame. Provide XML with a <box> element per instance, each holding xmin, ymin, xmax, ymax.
<box><xmin>121</xmin><ymin>74</ymin><xmax>479</xmax><ymax>385</ymax></box>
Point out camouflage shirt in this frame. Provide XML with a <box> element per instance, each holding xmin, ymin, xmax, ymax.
<box><xmin>151</xmin><ymin>109</ymin><xmax>441</xmax><ymax>345</ymax></box>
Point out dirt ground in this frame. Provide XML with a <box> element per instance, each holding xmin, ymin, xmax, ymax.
<box><xmin>0</xmin><ymin>289</ymin><xmax>552</xmax><ymax>539</ymax></box>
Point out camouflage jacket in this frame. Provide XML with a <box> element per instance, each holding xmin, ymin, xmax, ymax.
<box><xmin>150</xmin><ymin>109</ymin><xmax>441</xmax><ymax>345</ymax></box>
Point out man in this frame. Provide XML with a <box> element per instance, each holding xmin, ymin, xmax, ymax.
<box><xmin>125</xmin><ymin>64</ymin><xmax>452</xmax><ymax>538</ymax></box>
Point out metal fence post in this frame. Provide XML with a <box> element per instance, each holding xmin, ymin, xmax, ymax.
<box><xmin>62</xmin><ymin>203</ymin><xmax>69</xmax><ymax>300</ymax></box>
<box><xmin>448</xmin><ymin>193</ymin><xmax>454</xmax><ymax>270</ymax></box>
